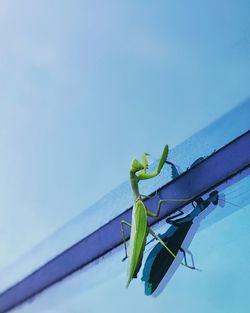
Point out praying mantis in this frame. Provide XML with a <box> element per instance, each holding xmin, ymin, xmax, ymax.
<box><xmin>121</xmin><ymin>144</ymin><xmax>195</xmax><ymax>287</ymax></box>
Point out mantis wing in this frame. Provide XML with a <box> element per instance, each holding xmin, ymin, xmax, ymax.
<box><xmin>127</xmin><ymin>200</ymin><xmax>147</xmax><ymax>287</ymax></box>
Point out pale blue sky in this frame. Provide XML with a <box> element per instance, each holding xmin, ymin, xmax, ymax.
<box><xmin>0</xmin><ymin>0</ymin><xmax>250</xmax><ymax>270</ymax></box>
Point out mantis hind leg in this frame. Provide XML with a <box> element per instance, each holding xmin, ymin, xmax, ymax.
<box><xmin>147</xmin><ymin>227</ymin><xmax>194</xmax><ymax>270</ymax></box>
<box><xmin>179</xmin><ymin>248</ymin><xmax>196</xmax><ymax>269</ymax></box>
<box><xmin>179</xmin><ymin>247</ymin><xmax>188</xmax><ymax>266</ymax></box>
<box><xmin>121</xmin><ymin>220</ymin><xmax>131</xmax><ymax>262</ymax></box>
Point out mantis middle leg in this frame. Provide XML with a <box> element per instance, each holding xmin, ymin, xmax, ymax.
<box><xmin>121</xmin><ymin>220</ymin><xmax>131</xmax><ymax>261</ymax></box>
<box><xmin>141</xmin><ymin>191</ymin><xmax>158</xmax><ymax>201</ymax></box>
<box><xmin>147</xmin><ymin>198</ymin><xmax>193</xmax><ymax>218</ymax></box>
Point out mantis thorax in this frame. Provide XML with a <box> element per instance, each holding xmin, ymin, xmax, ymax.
<box><xmin>130</xmin><ymin>155</ymin><xmax>149</xmax><ymax>201</ymax></box>
<box><xmin>130</xmin><ymin>171</ymin><xmax>140</xmax><ymax>201</ymax></box>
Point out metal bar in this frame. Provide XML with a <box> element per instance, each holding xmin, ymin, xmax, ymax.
<box><xmin>0</xmin><ymin>130</ymin><xmax>249</xmax><ymax>313</ymax></box>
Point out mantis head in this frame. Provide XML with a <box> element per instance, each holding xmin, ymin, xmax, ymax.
<box><xmin>130</xmin><ymin>153</ymin><xmax>149</xmax><ymax>173</ymax></box>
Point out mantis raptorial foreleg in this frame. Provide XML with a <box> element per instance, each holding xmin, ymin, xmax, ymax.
<box><xmin>147</xmin><ymin>227</ymin><xmax>192</xmax><ymax>268</ymax></box>
<box><xmin>121</xmin><ymin>220</ymin><xmax>132</xmax><ymax>261</ymax></box>
<box><xmin>146</xmin><ymin>198</ymin><xmax>193</xmax><ymax>218</ymax></box>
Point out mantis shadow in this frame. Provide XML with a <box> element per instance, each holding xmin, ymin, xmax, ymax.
<box><xmin>141</xmin><ymin>158</ymin><xmax>222</xmax><ymax>296</ymax></box>
<box><xmin>142</xmin><ymin>190</ymin><xmax>220</xmax><ymax>296</ymax></box>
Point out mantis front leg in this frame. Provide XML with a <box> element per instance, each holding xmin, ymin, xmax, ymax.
<box><xmin>137</xmin><ymin>145</ymin><xmax>169</xmax><ymax>180</ymax></box>
<box><xmin>121</xmin><ymin>220</ymin><xmax>132</xmax><ymax>261</ymax></box>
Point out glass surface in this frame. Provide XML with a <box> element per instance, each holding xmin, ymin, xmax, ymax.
<box><xmin>12</xmin><ymin>169</ymin><xmax>250</xmax><ymax>313</ymax></box>
<box><xmin>0</xmin><ymin>101</ymin><xmax>249</xmax><ymax>294</ymax></box>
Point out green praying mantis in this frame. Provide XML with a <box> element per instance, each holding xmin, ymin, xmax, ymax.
<box><xmin>121</xmin><ymin>144</ymin><xmax>195</xmax><ymax>287</ymax></box>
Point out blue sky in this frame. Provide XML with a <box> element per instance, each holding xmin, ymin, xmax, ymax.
<box><xmin>0</xmin><ymin>0</ymin><xmax>250</xmax><ymax>270</ymax></box>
